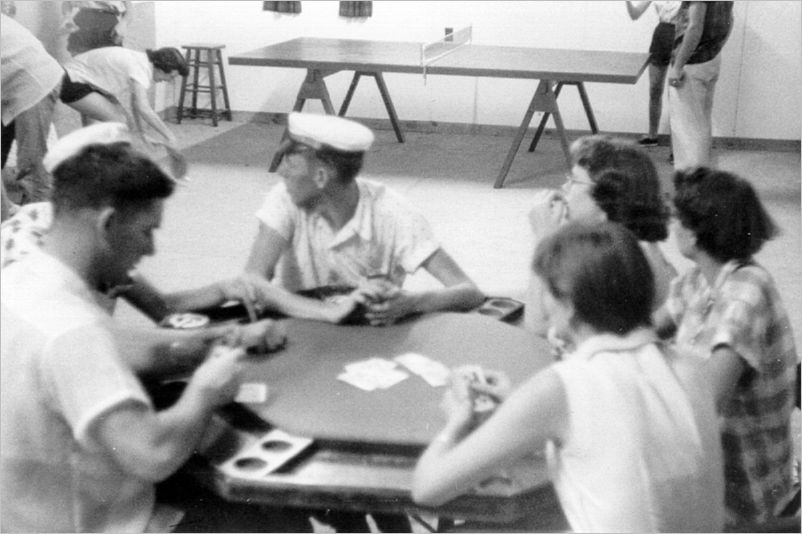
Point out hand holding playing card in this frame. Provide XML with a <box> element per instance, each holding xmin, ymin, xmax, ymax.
<box><xmin>468</xmin><ymin>368</ymin><xmax>512</xmax><ymax>402</ymax></box>
<box><xmin>363</xmin><ymin>288</ymin><xmax>419</xmax><ymax>326</ymax></box>
<box><xmin>440</xmin><ymin>372</ymin><xmax>476</xmax><ymax>431</ymax></box>
<box><xmin>239</xmin><ymin>319</ymin><xmax>287</xmax><ymax>354</ymax></box>
<box><xmin>451</xmin><ymin>365</ymin><xmax>506</xmax><ymax>426</ymax></box>
<box><xmin>354</xmin><ymin>277</ymin><xmax>397</xmax><ymax>303</ymax></box>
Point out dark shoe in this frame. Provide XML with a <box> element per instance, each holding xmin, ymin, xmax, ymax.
<box><xmin>638</xmin><ymin>135</ymin><xmax>658</xmax><ymax>147</ymax></box>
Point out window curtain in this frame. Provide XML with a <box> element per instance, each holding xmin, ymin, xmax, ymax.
<box><xmin>339</xmin><ymin>1</ymin><xmax>372</xmax><ymax>18</ymax></box>
<box><xmin>263</xmin><ymin>1</ymin><xmax>301</xmax><ymax>14</ymax></box>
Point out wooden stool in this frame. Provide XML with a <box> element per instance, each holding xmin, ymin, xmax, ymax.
<box><xmin>177</xmin><ymin>43</ymin><xmax>232</xmax><ymax>126</ymax></box>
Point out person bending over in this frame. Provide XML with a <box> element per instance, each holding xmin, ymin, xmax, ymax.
<box><xmin>526</xmin><ymin>135</ymin><xmax>676</xmax><ymax>339</ymax></box>
<box><xmin>412</xmin><ymin>221</ymin><xmax>724</xmax><ymax>532</ymax></box>
<box><xmin>244</xmin><ymin>112</ymin><xmax>485</xmax><ymax>327</ymax></box>
<box><xmin>1</xmin><ymin>14</ymin><xmax>66</xmax><ymax>203</ymax></box>
<box><xmin>654</xmin><ymin>167</ymin><xmax>798</xmax><ymax>528</ymax></box>
<box><xmin>61</xmin><ymin>45</ymin><xmax>187</xmax><ymax>159</ymax></box>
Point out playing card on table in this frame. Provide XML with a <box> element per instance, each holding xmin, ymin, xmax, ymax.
<box><xmin>338</xmin><ymin>358</ymin><xmax>409</xmax><ymax>391</ymax></box>
<box><xmin>394</xmin><ymin>352</ymin><xmax>451</xmax><ymax>387</ymax></box>
<box><xmin>344</xmin><ymin>357</ymin><xmax>398</xmax><ymax>374</ymax></box>
<box><xmin>337</xmin><ymin>370</ymin><xmax>380</xmax><ymax>391</ymax></box>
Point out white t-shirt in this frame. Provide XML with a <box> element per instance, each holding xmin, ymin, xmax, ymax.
<box><xmin>255</xmin><ymin>179</ymin><xmax>440</xmax><ymax>291</ymax></box>
<box><xmin>548</xmin><ymin>328</ymin><xmax>724</xmax><ymax>532</ymax></box>
<box><xmin>654</xmin><ymin>1</ymin><xmax>681</xmax><ymax>24</ymax></box>
<box><xmin>0</xmin><ymin>14</ymin><xmax>64</xmax><ymax>125</ymax></box>
<box><xmin>0</xmin><ymin>248</ymin><xmax>167</xmax><ymax>532</ymax></box>
<box><xmin>64</xmin><ymin>46</ymin><xmax>152</xmax><ymax>98</ymax></box>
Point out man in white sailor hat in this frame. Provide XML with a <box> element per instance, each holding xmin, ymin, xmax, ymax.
<box><xmin>0</xmin><ymin>123</ymin><xmax>309</xmax><ymax>533</ymax></box>
<box><xmin>244</xmin><ymin>112</ymin><xmax>485</xmax><ymax>329</ymax></box>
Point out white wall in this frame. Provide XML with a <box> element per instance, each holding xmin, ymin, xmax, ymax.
<box><xmin>153</xmin><ymin>0</ymin><xmax>801</xmax><ymax>140</ymax></box>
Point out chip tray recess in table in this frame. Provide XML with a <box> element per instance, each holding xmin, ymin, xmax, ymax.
<box><xmin>160</xmin><ymin>312</ymin><xmax>210</xmax><ymax>329</ymax></box>
<box><xmin>219</xmin><ymin>429</ymin><xmax>314</xmax><ymax>479</ymax></box>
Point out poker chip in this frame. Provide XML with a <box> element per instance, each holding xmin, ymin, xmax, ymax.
<box><xmin>160</xmin><ymin>312</ymin><xmax>210</xmax><ymax>329</ymax></box>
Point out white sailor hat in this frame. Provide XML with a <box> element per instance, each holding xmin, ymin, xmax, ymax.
<box><xmin>287</xmin><ymin>112</ymin><xmax>374</xmax><ymax>152</ymax></box>
<box><xmin>43</xmin><ymin>122</ymin><xmax>131</xmax><ymax>173</ymax></box>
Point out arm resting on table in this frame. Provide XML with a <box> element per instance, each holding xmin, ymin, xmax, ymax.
<box><xmin>244</xmin><ymin>223</ymin><xmax>359</xmax><ymax>323</ymax></box>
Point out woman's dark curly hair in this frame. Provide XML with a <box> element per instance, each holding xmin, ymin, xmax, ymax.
<box><xmin>570</xmin><ymin>135</ymin><xmax>669</xmax><ymax>242</ymax></box>
<box><xmin>146</xmin><ymin>47</ymin><xmax>189</xmax><ymax>77</ymax></box>
<box><xmin>672</xmin><ymin>167</ymin><xmax>778</xmax><ymax>262</ymax></box>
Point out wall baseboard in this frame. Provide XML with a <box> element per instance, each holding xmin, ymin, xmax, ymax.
<box><xmin>162</xmin><ymin>108</ymin><xmax>801</xmax><ymax>153</ymax></box>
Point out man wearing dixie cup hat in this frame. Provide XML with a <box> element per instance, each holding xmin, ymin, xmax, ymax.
<box><xmin>0</xmin><ymin>123</ymin><xmax>310</xmax><ymax>533</ymax></box>
<box><xmin>244</xmin><ymin>112</ymin><xmax>485</xmax><ymax>328</ymax></box>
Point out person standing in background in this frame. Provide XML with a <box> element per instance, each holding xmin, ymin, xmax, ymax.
<box><xmin>60</xmin><ymin>1</ymin><xmax>131</xmax><ymax>56</ymax></box>
<box><xmin>625</xmin><ymin>1</ymin><xmax>681</xmax><ymax>148</ymax></box>
<box><xmin>1</xmin><ymin>13</ymin><xmax>64</xmax><ymax>204</ymax></box>
<box><xmin>667</xmin><ymin>1</ymin><xmax>733</xmax><ymax>169</ymax></box>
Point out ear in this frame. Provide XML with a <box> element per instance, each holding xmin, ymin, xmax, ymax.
<box><xmin>95</xmin><ymin>206</ymin><xmax>117</xmax><ymax>243</ymax></box>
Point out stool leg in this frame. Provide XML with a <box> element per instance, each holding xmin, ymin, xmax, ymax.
<box><xmin>191</xmin><ymin>48</ymin><xmax>200</xmax><ymax>118</ymax></box>
<box><xmin>176</xmin><ymin>48</ymin><xmax>191</xmax><ymax>124</ymax></box>
<box><xmin>216</xmin><ymin>49</ymin><xmax>232</xmax><ymax>121</ymax></box>
<box><xmin>206</xmin><ymin>49</ymin><xmax>219</xmax><ymax>126</ymax></box>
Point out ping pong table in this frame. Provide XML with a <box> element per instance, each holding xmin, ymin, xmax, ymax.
<box><xmin>229</xmin><ymin>34</ymin><xmax>648</xmax><ymax>188</ymax></box>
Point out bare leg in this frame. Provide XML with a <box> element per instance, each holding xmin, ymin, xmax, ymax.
<box><xmin>648</xmin><ymin>63</ymin><xmax>669</xmax><ymax>138</ymax></box>
<box><xmin>66</xmin><ymin>92</ymin><xmax>127</xmax><ymax>124</ymax></box>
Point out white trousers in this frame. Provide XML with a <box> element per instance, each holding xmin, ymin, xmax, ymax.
<box><xmin>668</xmin><ymin>54</ymin><xmax>722</xmax><ymax>170</ymax></box>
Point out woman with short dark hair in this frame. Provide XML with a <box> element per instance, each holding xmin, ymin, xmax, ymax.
<box><xmin>412</xmin><ymin>221</ymin><xmax>725</xmax><ymax>532</ymax></box>
<box><xmin>526</xmin><ymin>135</ymin><xmax>676</xmax><ymax>338</ymax></box>
<box><xmin>655</xmin><ymin>167</ymin><xmax>797</xmax><ymax>528</ymax></box>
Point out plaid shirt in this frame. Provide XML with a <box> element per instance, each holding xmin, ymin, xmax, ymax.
<box><xmin>673</xmin><ymin>1</ymin><xmax>734</xmax><ymax>64</ymax></box>
<box><xmin>666</xmin><ymin>259</ymin><xmax>798</xmax><ymax>525</ymax></box>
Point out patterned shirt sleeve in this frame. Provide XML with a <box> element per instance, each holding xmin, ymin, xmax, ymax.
<box><xmin>665</xmin><ymin>270</ymin><xmax>690</xmax><ymax>325</ymax></box>
<box><xmin>710</xmin><ymin>267</ymin><xmax>770</xmax><ymax>372</ymax></box>
<box><xmin>1</xmin><ymin>202</ymin><xmax>52</xmax><ymax>269</ymax></box>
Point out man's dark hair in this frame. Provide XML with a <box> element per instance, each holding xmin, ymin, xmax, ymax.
<box><xmin>672</xmin><ymin>167</ymin><xmax>778</xmax><ymax>262</ymax></box>
<box><xmin>146</xmin><ymin>47</ymin><xmax>189</xmax><ymax>77</ymax></box>
<box><xmin>533</xmin><ymin>221</ymin><xmax>655</xmax><ymax>335</ymax></box>
<box><xmin>571</xmin><ymin>135</ymin><xmax>669</xmax><ymax>242</ymax></box>
<box><xmin>51</xmin><ymin>142</ymin><xmax>175</xmax><ymax>216</ymax></box>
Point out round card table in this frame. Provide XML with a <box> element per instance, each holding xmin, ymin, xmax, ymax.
<box><xmin>242</xmin><ymin>312</ymin><xmax>552</xmax><ymax>446</ymax></box>
<box><xmin>178</xmin><ymin>311</ymin><xmax>563</xmax><ymax>527</ymax></box>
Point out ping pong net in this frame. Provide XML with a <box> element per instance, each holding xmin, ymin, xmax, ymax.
<box><xmin>420</xmin><ymin>25</ymin><xmax>472</xmax><ymax>82</ymax></box>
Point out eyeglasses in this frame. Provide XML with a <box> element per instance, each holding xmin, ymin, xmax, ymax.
<box><xmin>562</xmin><ymin>173</ymin><xmax>594</xmax><ymax>192</ymax></box>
